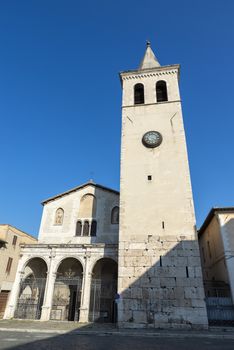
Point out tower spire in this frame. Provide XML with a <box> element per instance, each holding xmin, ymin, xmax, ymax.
<box><xmin>139</xmin><ymin>41</ymin><xmax>160</xmax><ymax>70</ymax></box>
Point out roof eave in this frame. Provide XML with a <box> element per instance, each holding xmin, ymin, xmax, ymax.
<box><xmin>119</xmin><ymin>64</ymin><xmax>180</xmax><ymax>80</ymax></box>
<box><xmin>42</xmin><ymin>182</ymin><xmax>119</xmax><ymax>205</ymax></box>
<box><xmin>198</xmin><ymin>207</ymin><xmax>234</xmax><ymax>237</ymax></box>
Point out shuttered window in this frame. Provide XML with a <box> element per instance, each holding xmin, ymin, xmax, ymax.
<box><xmin>12</xmin><ymin>235</ymin><xmax>17</xmax><ymax>246</ymax></box>
<box><xmin>6</xmin><ymin>257</ymin><xmax>13</xmax><ymax>274</ymax></box>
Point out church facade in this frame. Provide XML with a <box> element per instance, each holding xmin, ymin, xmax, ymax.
<box><xmin>4</xmin><ymin>44</ymin><xmax>208</xmax><ymax>328</ymax></box>
<box><xmin>4</xmin><ymin>182</ymin><xmax>119</xmax><ymax>323</ymax></box>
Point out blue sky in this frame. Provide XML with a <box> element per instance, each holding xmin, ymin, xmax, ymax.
<box><xmin>0</xmin><ymin>0</ymin><xmax>234</xmax><ymax>236</ymax></box>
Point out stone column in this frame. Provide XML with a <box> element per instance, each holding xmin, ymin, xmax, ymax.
<box><xmin>79</xmin><ymin>253</ymin><xmax>92</xmax><ymax>323</ymax></box>
<box><xmin>4</xmin><ymin>260</ymin><xmax>25</xmax><ymax>319</ymax></box>
<box><xmin>40</xmin><ymin>256</ymin><xmax>57</xmax><ymax>321</ymax></box>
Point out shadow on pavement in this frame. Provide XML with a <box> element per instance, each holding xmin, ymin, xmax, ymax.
<box><xmin>1</xmin><ymin>322</ymin><xmax>234</xmax><ymax>350</ymax></box>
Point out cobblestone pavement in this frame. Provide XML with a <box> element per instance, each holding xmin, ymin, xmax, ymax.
<box><xmin>1</xmin><ymin>330</ymin><xmax>234</xmax><ymax>350</ymax></box>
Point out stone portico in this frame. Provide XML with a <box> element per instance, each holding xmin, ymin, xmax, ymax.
<box><xmin>5</xmin><ymin>243</ymin><xmax>117</xmax><ymax>322</ymax></box>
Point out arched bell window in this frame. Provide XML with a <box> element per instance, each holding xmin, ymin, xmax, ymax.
<box><xmin>54</xmin><ymin>208</ymin><xmax>64</xmax><ymax>225</ymax></box>
<box><xmin>75</xmin><ymin>221</ymin><xmax>82</xmax><ymax>236</ymax></box>
<box><xmin>83</xmin><ymin>221</ymin><xmax>90</xmax><ymax>236</ymax></box>
<box><xmin>156</xmin><ymin>80</ymin><xmax>168</xmax><ymax>102</ymax></box>
<box><xmin>134</xmin><ymin>83</ymin><xmax>144</xmax><ymax>104</ymax></box>
<box><xmin>111</xmin><ymin>206</ymin><xmax>119</xmax><ymax>224</ymax></box>
<box><xmin>90</xmin><ymin>220</ymin><xmax>97</xmax><ymax>237</ymax></box>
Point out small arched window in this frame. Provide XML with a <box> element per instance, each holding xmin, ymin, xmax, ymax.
<box><xmin>83</xmin><ymin>221</ymin><xmax>90</xmax><ymax>236</ymax></box>
<box><xmin>111</xmin><ymin>206</ymin><xmax>119</xmax><ymax>224</ymax></box>
<box><xmin>134</xmin><ymin>83</ymin><xmax>144</xmax><ymax>104</ymax></box>
<box><xmin>90</xmin><ymin>220</ymin><xmax>97</xmax><ymax>237</ymax></box>
<box><xmin>156</xmin><ymin>81</ymin><xmax>168</xmax><ymax>102</ymax></box>
<box><xmin>75</xmin><ymin>221</ymin><xmax>82</xmax><ymax>236</ymax></box>
<box><xmin>54</xmin><ymin>208</ymin><xmax>64</xmax><ymax>225</ymax></box>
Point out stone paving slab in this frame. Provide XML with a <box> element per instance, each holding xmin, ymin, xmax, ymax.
<box><xmin>0</xmin><ymin>320</ymin><xmax>107</xmax><ymax>331</ymax></box>
<box><xmin>0</xmin><ymin>320</ymin><xmax>234</xmax><ymax>339</ymax></box>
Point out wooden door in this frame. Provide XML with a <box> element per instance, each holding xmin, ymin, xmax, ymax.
<box><xmin>0</xmin><ymin>291</ymin><xmax>9</xmax><ymax>318</ymax></box>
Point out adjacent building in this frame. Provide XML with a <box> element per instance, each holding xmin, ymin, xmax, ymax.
<box><xmin>0</xmin><ymin>224</ymin><xmax>37</xmax><ymax>318</ymax></box>
<box><xmin>198</xmin><ymin>208</ymin><xmax>234</xmax><ymax>324</ymax></box>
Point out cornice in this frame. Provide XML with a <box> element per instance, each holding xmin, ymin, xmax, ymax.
<box><xmin>120</xmin><ymin>64</ymin><xmax>180</xmax><ymax>81</ymax></box>
<box><xmin>122</xmin><ymin>100</ymin><xmax>181</xmax><ymax>109</ymax></box>
<box><xmin>198</xmin><ymin>207</ymin><xmax>234</xmax><ymax>237</ymax></box>
<box><xmin>42</xmin><ymin>181</ymin><xmax>119</xmax><ymax>205</ymax></box>
<box><xmin>20</xmin><ymin>243</ymin><xmax>118</xmax><ymax>249</ymax></box>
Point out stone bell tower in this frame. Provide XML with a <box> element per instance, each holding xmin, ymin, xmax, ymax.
<box><xmin>118</xmin><ymin>42</ymin><xmax>208</xmax><ymax>329</ymax></box>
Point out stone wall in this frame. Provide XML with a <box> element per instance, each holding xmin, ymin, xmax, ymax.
<box><xmin>118</xmin><ymin>235</ymin><xmax>207</xmax><ymax>329</ymax></box>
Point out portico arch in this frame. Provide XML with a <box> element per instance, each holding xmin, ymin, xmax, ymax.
<box><xmin>50</xmin><ymin>258</ymin><xmax>83</xmax><ymax>321</ymax></box>
<box><xmin>89</xmin><ymin>258</ymin><xmax>117</xmax><ymax>323</ymax></box>
<box><xmin>14</xmin><ymin>257</ymin><xmax>48</xmax><ymax>320</ymax></box>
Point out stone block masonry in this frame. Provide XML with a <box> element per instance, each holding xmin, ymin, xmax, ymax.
<box><xmin>118</xmin><ymin>237</ymin><xmax>208</xmax><ymax>329</ymax></box>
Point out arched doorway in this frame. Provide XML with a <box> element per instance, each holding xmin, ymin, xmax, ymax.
<box><xmin>89</xmin><ymin>258</ymin><xmax>117</xmax><ymax>323</ymax></box>
<box><xmin>15</xmin><ymin>258</ymin><xmax>47</xmax><ymax>319</ymax></box>
<box><xmin>50</xmin><ymin>258</ymin><xmax>83</xmax><ymax>321</ymax></box>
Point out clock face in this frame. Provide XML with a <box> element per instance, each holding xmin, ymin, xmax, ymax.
<box><xmin>142</xmin><ymin>131</ymin><xmax>162</xmax><ymax>148</ymax></box>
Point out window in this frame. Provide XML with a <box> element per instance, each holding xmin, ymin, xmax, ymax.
<box><xmin>75</xmin><ymin>221</ymin><xmax>82</xmax><ymax>236</ymax></box>
<box><xmin>156</xmin><ymin>80</ymin><xmax>168</xmax><ymax>102</ymax></box>
<box><xmin>90</xmin><ymin>220</ymin><xmax>97</xmax><ymax>236</ymax></box>
<box><xmin>12</xmin><ymin>235</ymin><xmax>17</xmax><ymax>246</ymax></box>
<box><xmin>83</xmin><ymin>221</ymin><xmax>90</xmax><ymax>236</ymax></box>
<box><xmin>134</xmin><ymin>83</ymin><xmax>144</xmax><ymax>104</ymax></box>
<box><xmin>111</xmin><ymin>206</ymin><xmax>119</xmax><ymax>224</ymax></box>
<box><xmin>54</xmin><ymin>208</ymin><xmax>64</xmax><ymax>225</ymax></box>
<box><xmin>6</xmin><ymin>257</ymin><xmax>13</xmax><ymax>274</ymax></box>
<box><xmin>75</xmin><ymin>219</ymin><xmax>97</xmax><ymax>237</ymax></box>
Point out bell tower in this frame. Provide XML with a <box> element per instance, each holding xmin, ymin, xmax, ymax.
<box><xmin>118</xmin><ymin>43</ymin><xmax>208</xmax><ymax>328</ymax></box>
